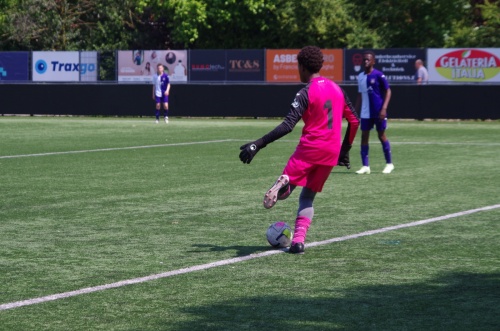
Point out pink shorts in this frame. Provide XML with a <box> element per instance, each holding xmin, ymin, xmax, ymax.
<box><xmin>282</xmin><ymin>156</ymin><xmax>333</xmax><ymax>193</ymax></box>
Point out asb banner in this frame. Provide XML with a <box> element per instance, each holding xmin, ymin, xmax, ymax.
<box><xmin>266</xmin><ymin>49</ymin><xmax>343</xmax><ymax>82</ymax></box>
<box><xmin>0</xmin><ymin>52</ymin><xmax>29</xmax><ymax>81</ymax></box>
<box><xmin>190</xmin><ymin>50</ymin><xmax>226</xmax><ymax>81</ymax></box>
<box><xmin>226</xmin><ymin>50</ymin><xmax>264</xmax><ymax>81</ymax></box>
<box><xmin>32</xmin><ymin>51</ymin><xmax>98</xmax><ymax>82</ymax></box>
<box><xmin>118</xmin><ymin>50</ymin><xmax>188</xmax><ymax>82</ymax></box>
<box><xmin>344</xmin><ymin>49</ymin><xmax>425</xmax><ymax>82</ymax></box>
<box><xmin>428</xmin><ymin>48</ymin><xmax>500</xmax><ymax>82</ymax></box>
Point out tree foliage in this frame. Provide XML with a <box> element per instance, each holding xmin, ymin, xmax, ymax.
<box><xmin>445</xmin><ymin>0</ymin><xmax>500</xmax><ymax>47</ymax></box>
<box><xmin>0</xmin><ymin>0</ymin><xmax>498</xmax><ymax>51</ymax></box>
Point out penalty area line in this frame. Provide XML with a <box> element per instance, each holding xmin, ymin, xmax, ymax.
<box><xmin>1</xmin><ymin>203</ymin><xmax>499</xmax><ymax>312</ymax></box>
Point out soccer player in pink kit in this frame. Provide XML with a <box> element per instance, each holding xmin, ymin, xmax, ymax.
<box><xmin>239</xmin><ymin>46</ymin><xmax>359</xmax><ymax>254</ymax></box>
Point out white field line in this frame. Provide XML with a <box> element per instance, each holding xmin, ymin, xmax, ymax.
<box><xmin>1</xmin><ymin>140</ymin><xmax>499</xmax><ymax>160</ymax></box>
<box><xmin>0</xmin><ymin>140</ymin><xmax>234</xmax><ymax>159</ymax></box>
<box><xmin>1</xmin><ymin>203</ymin><xmax>499</xmax><ymax>312</ymax></box>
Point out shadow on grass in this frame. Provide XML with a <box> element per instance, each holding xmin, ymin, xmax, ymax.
<box><xmin>189</xmin><ymin>244</ymin><xmax>269</xmax><ymax>256</ymax></box>
<box><xmin>166</xmin><ymin>271</ymin><xmax>500</xmax><ymax>331</ymax></box>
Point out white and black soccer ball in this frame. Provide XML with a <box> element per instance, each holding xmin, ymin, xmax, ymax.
<box><xmin>266</xmin><ymin>221</ymin><xmax>293</xmax><ymax>248</ymax></box>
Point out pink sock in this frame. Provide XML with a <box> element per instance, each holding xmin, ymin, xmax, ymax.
<box><xmin>292</xmin><ymin>216</ymin><xmax>311</xmax><ymax>245</ymax></box>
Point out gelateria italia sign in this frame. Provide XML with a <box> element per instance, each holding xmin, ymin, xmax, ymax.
<box><xmin>429</xmin><ymin>48</ymin><xmax>500</xmax><ymax>82</ymax></box>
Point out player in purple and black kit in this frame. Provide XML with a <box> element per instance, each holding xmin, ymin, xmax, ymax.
<box><xmin>355</xmin><ymin>51</ymin><xmax>394</xmax><ymax>174</ymax></box>
<box><xmin>152</xmin><ymin>64</ymin><xmax>170</xmax><ymax>124</ymax></box>
<box><xmin>239</xmin><ymin>46</ymin><xmax>359</xmax><ymax>254</ymax></box>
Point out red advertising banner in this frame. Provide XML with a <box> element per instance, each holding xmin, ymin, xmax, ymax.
<box><xmin>265</xmin><ymin>49</ymin><xmax>343</xmax><ymax>82</ymax></box>
<box><xmin>428</xmin><ymin>48</ymin><xmax>500</xmax><ymax>82</ymax></box>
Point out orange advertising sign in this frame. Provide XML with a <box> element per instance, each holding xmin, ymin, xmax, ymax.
<box><xmin>266</xmin><ymin>49</ymin><xmax>343</xmax><ymax>82</ymax></box>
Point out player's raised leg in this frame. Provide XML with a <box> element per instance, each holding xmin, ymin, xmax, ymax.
<box><xmin>263</xmin><ymin>174</ymin><xmax>290</xmax><ymax>209</ymax></box>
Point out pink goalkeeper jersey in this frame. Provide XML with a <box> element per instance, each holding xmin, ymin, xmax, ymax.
<box><xmin>293</xmin><ymin>77</ymin><xmax>346</xmax><ymax>166</ymax></box>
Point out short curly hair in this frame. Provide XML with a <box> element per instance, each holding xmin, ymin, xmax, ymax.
<box><xmin>297</xmin><ymin>46</ymin><xmax>324</xmax><ymax>73</ymax></box>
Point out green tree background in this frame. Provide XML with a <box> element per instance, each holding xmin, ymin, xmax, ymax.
<box><xmin>0</xmin><ymin>0</ymin><xmax>498</xmax><ymax>51</ymax></box>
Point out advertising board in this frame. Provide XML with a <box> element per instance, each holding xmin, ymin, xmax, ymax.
<box><xmin>118</xmin><ymin>50</ymin><xmax>188</xmax><ymax>82</ymax></box>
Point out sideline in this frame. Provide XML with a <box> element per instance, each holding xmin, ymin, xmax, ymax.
<box><xmin>2</xmin><ymin>140</ymin><xmax>500</xmax><ymax>160</ymax></box>
<box><xmin>0</xmin><ymin>140</ymin><xmax>234</xmax><ymax>159</ymax></box>
<box><xmin>1</xmin><ymin>203</ymin><xmax>499</xmax><ymax>311</ymax></box>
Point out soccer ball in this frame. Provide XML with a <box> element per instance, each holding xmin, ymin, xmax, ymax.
<box><xmin>266</xmin><ymin>221</ymin><xmax>293</xmax><ymax>248</ymax></box>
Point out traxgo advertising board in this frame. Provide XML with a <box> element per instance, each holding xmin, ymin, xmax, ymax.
<box><xmin>32</xmin><ymin>51</ymin><xmax>98</xmax><ymax>82</ymax></box>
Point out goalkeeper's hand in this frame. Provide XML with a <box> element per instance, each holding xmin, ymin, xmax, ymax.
<box><xmin>239</xmin><ymin>140</ymin><xmax>265</xmax><ymax>164</ymax></box>
<box><xmin>337</xmin><ymin>143</ymin><xmax>352</xmax><ymax>169</ymax></box>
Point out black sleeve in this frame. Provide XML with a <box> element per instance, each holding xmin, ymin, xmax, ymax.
<box><xmin>259</xmin><ymin>87</ymin><xmax>309</xmax><ymax>146</ymax></box>
<box><xmin>341</xmin><ymin>88</ymin><xmax>360</xmax><ymax>146</ymax></box>
<box><xmin>342</xmin><ymin>88</ymin><xmax>359</xmax><ymax>121</ymax></box>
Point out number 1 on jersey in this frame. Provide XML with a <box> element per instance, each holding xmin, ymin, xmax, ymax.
<box><xmin>324</xmin><ymin>100</ymin><xmax>333</xmax><ymax>129</ymax></box>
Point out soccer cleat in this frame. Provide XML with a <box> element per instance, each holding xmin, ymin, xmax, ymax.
<box><xmin>289</xmin><ymin>242</ymin><xmax>305</xmax><ymax>254</ymax></box>
<box><xmin>165</xmin><ymin>116</ymin><xmax>169</xmax><ymax>124</ymax></box>
<box><xmin>382</xmin><ymin>163</ymin><xmax>395</xmax><ymax>174</ymax></box>
<box><xmin>155</xmin><ymin>119</ymin><xmax>159</xmax><ymax>124</ymax></box>
<box><xmin>263</xmin><ymin>175</ymin><xmax>290</xmax><ymax>209</ymax></box>
<box><xmin>355</xmin><ymin>166</ymin><xmax>371</xmax><ymax>174</ymax></box>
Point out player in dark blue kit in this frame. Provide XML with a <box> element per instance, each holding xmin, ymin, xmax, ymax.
<box><xmin>152</xmin><ymin>64</ymin><xmax>170</xmax><ymax>124</ymax></box>
<box><xmin>355</xmin><ymin>51</ymin><xmax>394</xmax><ymax>174</ymax></box>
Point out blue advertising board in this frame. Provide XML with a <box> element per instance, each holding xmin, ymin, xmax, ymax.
<box><xmin>0</xmin><ymin>52</ymin><xmax>29</xmax><ymax>81</ymax></box>
<box><xmin>344</xmin><ymin>49</ymin><xmax>426</xmax><ymax>83</ymax></box>
<box><xmin>226</xmin><ymin>50</ymin><xmax>264</xmax><ymax>81</ymax></box>
<box><xmin>190</xmin><ymin>50</ymin><xmax>226</xmax><ymax>81</ymax></box>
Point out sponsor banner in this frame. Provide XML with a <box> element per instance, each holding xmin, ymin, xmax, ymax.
<box><xmin>344</xmin><ymin>49</ymin><xmax>425</xmax><ymax>82</ymax></box>
<box><xmin>0</xmin><ymin>52</ymin><xmax>29</xmax><ymax>81</ymax></box>
<box><xmin>118</xmin><ymin>50</ymin><xmax>188</xmax><ymax>82</ymax></box>
<box><xmin>428</xmin><ymin>48</ymin><xmax>500</xmax><ymax>82</ymax></box>
<box><xmin>80</xmin><ymin>51</ymin><xmax>98</xmax><ymax>81</ymax></box>
<box><xmin>226</xmin><ymin>49</ymin><xmax>264</xmax><ymax>81</ymax></box>
<box><xmin>32</xmin><ymin>51</ymin><xmax>98</xmax><ymax>82</ymax></box>
<box><xmin>190</xmin><ymin>50</ymin><xmax>226</xmax><ymax>81</ymax></box>
<box><xmin>266</xmin><ymin>49</ymin><xmax>343</xmax><ymax>82</ymax></box>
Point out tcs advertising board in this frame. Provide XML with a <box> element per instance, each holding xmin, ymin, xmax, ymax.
<box><xmin>266</xmin><ymin>49</ymin><xmax>343</xmax><ymax>82</ymax></box>
<box><xmin>428</xmin><ymin>48</ymin><xmax>500</xmax><ymax>82</ymax></box>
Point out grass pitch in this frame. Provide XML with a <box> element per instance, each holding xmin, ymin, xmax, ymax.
<box><xmin>0</xmin><ymin>117</ymin><xmax>499</xmax><ymax>330</ymax></box>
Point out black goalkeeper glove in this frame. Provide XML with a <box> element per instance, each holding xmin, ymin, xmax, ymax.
<box><xmin>337</xmin><ymin>143</ymin><xmax>352</xmax><ymax>169</ymax></box>
<box><xmin>239</xmin><ymin>139</ymin><xmax>265</xmax><ymax>164</ymax></box>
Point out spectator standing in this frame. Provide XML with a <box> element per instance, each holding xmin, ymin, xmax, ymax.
<box><xmin>415</xmin><ymin>59</ymin><xmax>429</xmax><ymax>84</ymax></box>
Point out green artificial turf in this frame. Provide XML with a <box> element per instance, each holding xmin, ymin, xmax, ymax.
<box><xmin>0</xmin><ymin>117</ymin><xmax>498</xmax><ymax>330</ymax></box>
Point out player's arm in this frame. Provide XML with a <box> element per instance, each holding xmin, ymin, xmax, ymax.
<box><xmin>342</xmin><ymin>91</ymin><xmax>360</xmax><ymax>145</ymax></box>
<box><xmin>338</xmin><ymin>89</ymin><xmax>360</xmax><ymax>169</ymax></box>
<box><xmin>166</xmin><ymin>83</ymin><xmax>171</xmax><ymax>96</ymax></box>
<box><xmin>239</xmin><ymin>89</ymin><xmax>308</xmax><ymax>164</ymax></box>
<box><xmin>152</xmin><ymin>77</ymin><xmax>156</xmax><ymax>99</ymax></box>
<box><xmin>380</xmin><ymin>87</ymin><xmax>391</xmax><ymax>119</ymax></box>
<box><xmin>379</xmin><ymin>74</ymin><xmax>391</xmax><ymax>119</ymax></box>
<box><xmin>355</xmin><ymin>92</ymin><xmax>362</xmax><ymax>115</ymax></box>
